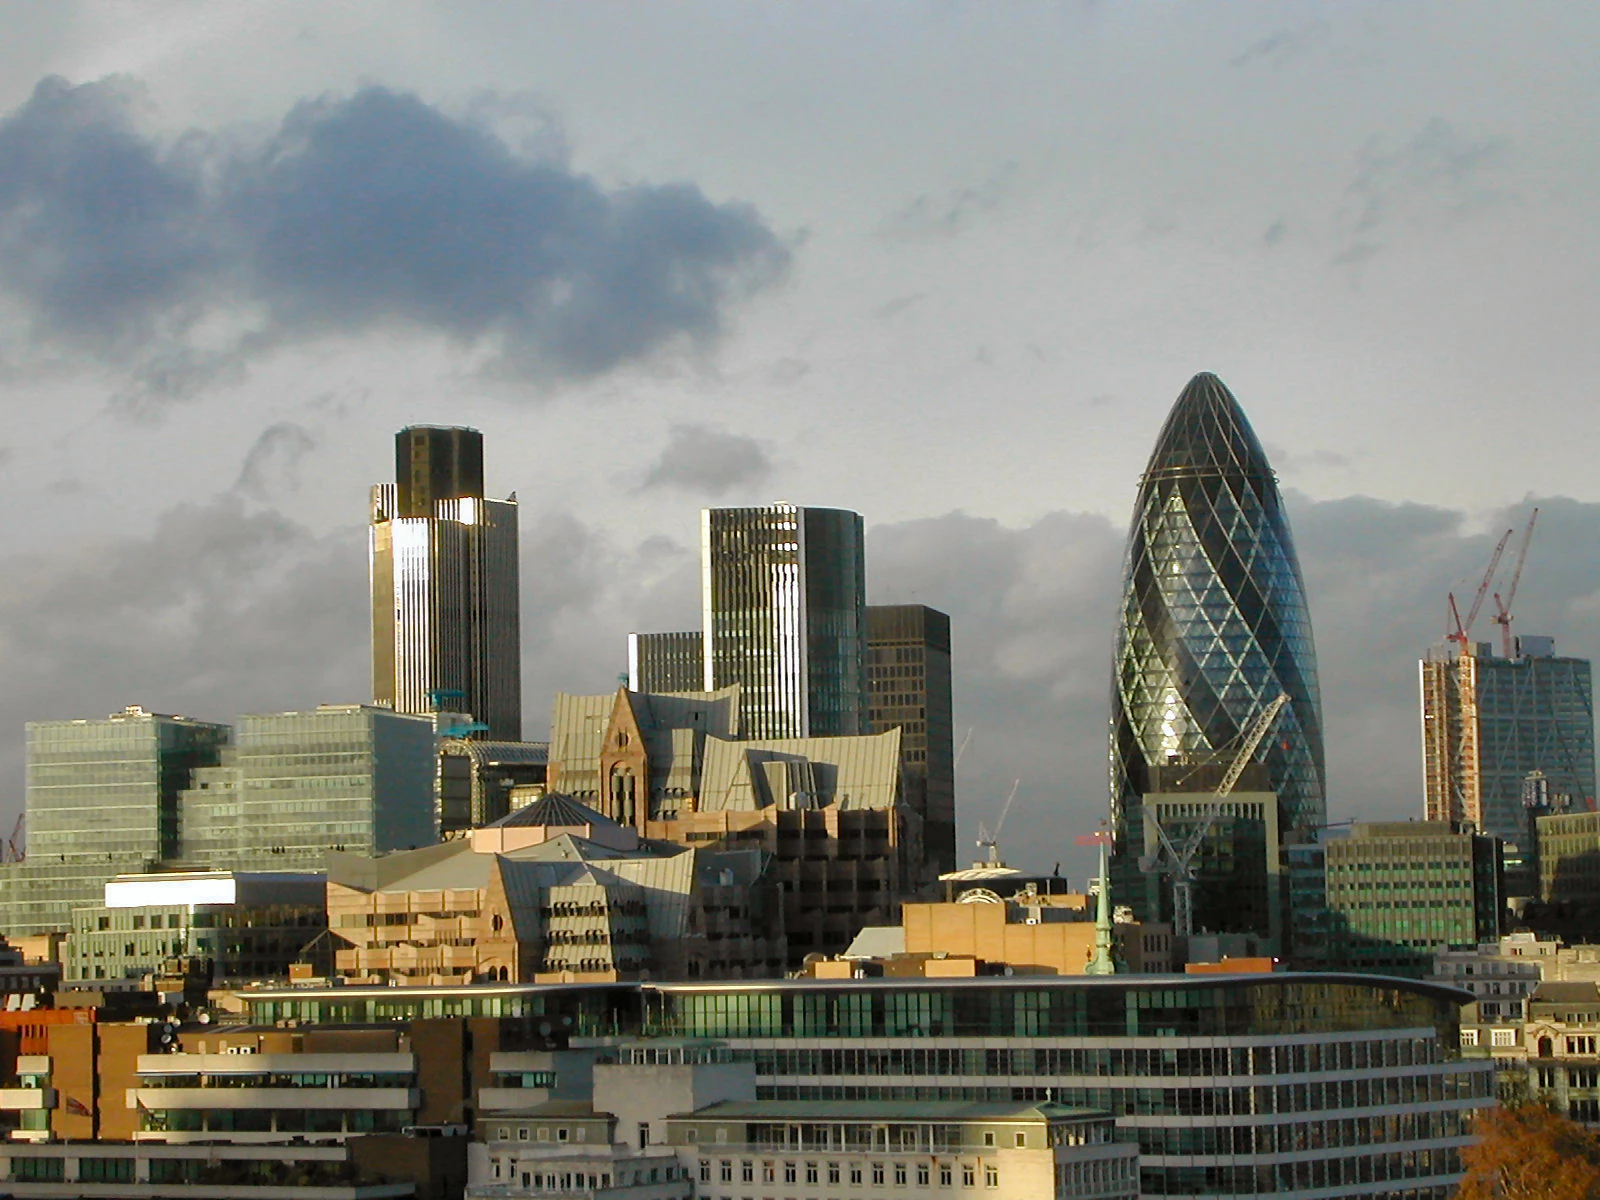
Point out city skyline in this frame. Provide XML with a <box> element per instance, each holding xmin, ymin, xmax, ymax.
<box><xmin>0</xmin><ymin>7</ymin><xmax>1598</xmax><ymax>879</ymax></box>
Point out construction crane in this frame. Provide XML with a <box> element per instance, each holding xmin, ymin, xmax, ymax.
<box><xmin>1492</xmin><ymin>507</ymin><xmax>1540</xmax><ymax>657</ymax></box>
<box><xmin>1139</xmin><ymin>693</ymin><xmax>1290</xmax><ymax>939</ymax></box>
<box><xmin>3</xmin><ymin>814</ymin><xmax>22</xmax><ymax>864</ymax></box>
<box><xmin>1447</xmin><ymin>528</ymin><xmax>1513</xmax><ymax>650</ymax></box>
<box><xmin>976</xmin><ymin>779</ymin><xmax>1021</xmax><ymax>866</ymax></box>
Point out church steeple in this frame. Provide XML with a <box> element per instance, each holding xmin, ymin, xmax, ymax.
<box><xmin>1085</xmin><ymin>843</ymin><xmax>1117</xmax><ymax>976</ymax></box>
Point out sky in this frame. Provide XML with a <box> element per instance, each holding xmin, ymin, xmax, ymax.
<box><xmin>0</xmin><ymin>2</ymin><xmax>1596</xmax><ymax>881</ymax></box>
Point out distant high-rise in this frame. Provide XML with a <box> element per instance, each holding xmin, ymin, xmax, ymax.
<box><xmin>371</xmin><ymin>426</ymin><xmax>521</xmax><ymax>740</ymax></box>
<box><xmin>702</xmin><ymin>504</ymin><xmax>868</xmax><ymax>739</ymax></box>
<box><xmin>1422</xmin><ymin>636</ymin><xmax>1595</xmax><ymax>859</ymax></box>
<box><xmin>867</xmin><ymin>604</ymin><xmax>956</xmax><ymax>874</ymax></box>
<box><xmin>627</xmin><ymin>631</ymin><xmax>704</xmax><ymax>693</ymax></box>
<box><xmin>1109</xmin><ymin>374</ymin><xmax>1326</xmax><ymax>909</ymax></box>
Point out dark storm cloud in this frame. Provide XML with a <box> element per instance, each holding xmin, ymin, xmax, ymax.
<box><xmin>234</xmin><ymin>421</ymin><xmax>316</xmax><ymax>499</ymax></box>
<box><xmin>639</xmin><ymin>423</ymin><xmax>773</xmax><ymax>497</ymax></box>
<box><xmin>0</xmin><ymin>77</ymin><xmax>790</xmax><ymax>400</ymax></box>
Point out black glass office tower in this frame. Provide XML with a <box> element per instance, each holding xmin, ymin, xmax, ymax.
<box><xmin>702</xmin><ymin>504</ymin><xmax>868</xmax><ymax>738</ymax></box>
<box><xmin>1110</xmin><ymin>374</ymin><xmax>1326</xmax><ymax>894</ymax></box>
<box><xmin>371</xmin><ymin>426</ymin><xmax>521</xmax><ymax>740</ymax></box>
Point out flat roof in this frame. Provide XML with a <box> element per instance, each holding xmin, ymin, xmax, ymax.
<box><xmin>672</xmin><ymin>1100</ymin><xmax>1106</xmax><ymax>1123</ymax></box>
<box><xmin>240</xmin><ymin>972</ymin><xmax>1474</xmax><ymax>1006</ymax></box>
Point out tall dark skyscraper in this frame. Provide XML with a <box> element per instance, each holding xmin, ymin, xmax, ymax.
<box><xmin>702</xmin><ymin>504</ymin><xmax>868</xmax><ymax>738</ymax></box>
<box><xmin>867</xmin><ymin>604</ymin><xmax>956</xmax><ymax>874</ymax></box>
<box><xmin>1109</xmin><ymin>374</ymin><xmax>1326</xmax><ymax>900</ymax></box>
<box><xmin>371</xmin><ymin>426</ymin><xmax>522</xmax><ymax>740</ymax></box>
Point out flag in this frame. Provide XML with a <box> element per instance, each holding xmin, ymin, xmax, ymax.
<box><xmin>65</xmin><ymin>1096</ymin><xmax>90</xmax><ymax>1117</ymax></box>
<box><xmin>1075</xmin><ymin>831</ymin><xmax>1112</xmax><ymax>847</ymax></box>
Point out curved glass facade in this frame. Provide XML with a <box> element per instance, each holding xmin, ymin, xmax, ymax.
<box><xmin>1110</xmin><ymin>373</ymin><xmax>1326</xmax><ymax>850</ymax></box>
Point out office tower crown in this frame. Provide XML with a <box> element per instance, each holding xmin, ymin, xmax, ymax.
<box><xmin>395</xmin><ymin>425</ymin><xmax>485</xmax><ymax>517</ymax></box>
<box><xmin>1110</xmin><ymin>373</ymin><xmax>1325</xmax><ymax>844</ymax></box>
<box><xmin>371</xmin><ymin>427</ymin><xmax>521</xmax><ymax>740</ymax></box>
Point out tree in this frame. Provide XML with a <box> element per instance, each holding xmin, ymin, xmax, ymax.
<box><xmin>1456</xmin><ymin>1104</ymin><xmax>1600</xmax><ymax>1200</ymax></box>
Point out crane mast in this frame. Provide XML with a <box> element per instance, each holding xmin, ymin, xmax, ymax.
<box><xmin>1141</xmin><ymin>693</ymin><xmax>1290</xmax><ymax>940</ymax></box>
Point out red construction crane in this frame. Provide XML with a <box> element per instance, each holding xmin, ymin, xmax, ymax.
<box><xmin>1447</xmin><ymin>528</ymin><xmax>1513</xmax><ymax>649</ymax></box>
<box><xmin>1492</xmin><ymin>508</ymin><xmax>1540</xmax><ymax>657</ymax></box>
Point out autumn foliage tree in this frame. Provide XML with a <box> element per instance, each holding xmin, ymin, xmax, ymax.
<box><xmin>1456</xmin><ymin>1104</ymin><xmax>1600</xmax><ymax>1200</ymax></box>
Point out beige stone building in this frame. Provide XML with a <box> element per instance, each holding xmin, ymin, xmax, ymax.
<box><xmin>548</xmin><ymin>688</ymin><xmax>924</xmax><ymax>966</ymax></box>
<box><xmin>326</xmin><ymin>795</ymin><xmax>785</xmax><ymax>985</ymax></box>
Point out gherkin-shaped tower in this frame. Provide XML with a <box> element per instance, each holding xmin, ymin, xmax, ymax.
<box><xmin>1109</xmin><ymin>373</ymin><xmax>1325</xmax><ymax>872</ymax></box>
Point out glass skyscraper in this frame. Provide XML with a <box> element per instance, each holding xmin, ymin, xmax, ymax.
<box><xmin>702</xmin><ymin>504</ymin><xmax>868</xmax><ymax>739</ymax></box>
<box><xmin>185</xmin><ymin>705</ymin><xmax>438</xmax><ymax>872</ymax></box>
<box><xmin>371</xmin><ymin>426</ymin><xmax>521</xmax><ymax>740</ymax></box>
<box><xmin>3</xmin><ymin>706</ymin><xmax>230</xmax><ymax>936</ymax></box>
<box><xmin>1421</xmin><ymin>636</ymin><xmax>1596</xmax><ymax>859</ymax></box>
<box><xmin>1110</xmin><ymin>374</ymin><xmax>1326</xmax><ymax>898</ymax></box>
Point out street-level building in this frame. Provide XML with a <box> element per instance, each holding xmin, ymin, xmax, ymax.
<box><xmin>243</xmin><ymin>972</ymin><xmax>1495</xmax><ymax>1200</ymax></box>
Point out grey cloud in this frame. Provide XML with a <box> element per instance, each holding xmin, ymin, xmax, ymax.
<box><xmin>1263</xmin><ymin>219</ymin><xmax>1288</xmax><ymax>247</ymax></box>
<box><xmin>1230</xmin><ymin>21</ymin><xmax>1328</xmax><ymax>69</ymax></box>
<box><xmin>879</xmin><ymin>161</ymin><xmax>1018</xmax><ymax>242</ymax></box>
<box><xmin>235</xmin><ymin>421</ymin><xmax>316</xmax><ymax>499</ymax></box>
<box><xmin>1335</xmin><ymin>118</ymin><xmax>1510</xmax><ymax>263</ymax></box>
<box><xmin>639</xmin><ymin>423</ymin><xmax>773</xmax><ymax>497</ymax></box>
<box><xmin>0</xmin><ymin>77</ymin><xmax>791</xmax><ymax>402</ymax></box>
<box><xmin>874</xmin><ymin>294</ymin><xmax>925</xmax><ymax>321</ymax></box>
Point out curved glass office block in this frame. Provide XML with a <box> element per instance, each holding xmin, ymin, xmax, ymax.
<box><xmin>1109</xmin><ymin>373</ymin><xmax>1326</xmax><ymax>842</ymax></box>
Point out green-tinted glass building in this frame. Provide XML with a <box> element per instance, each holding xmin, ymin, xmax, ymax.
<box><xmin>189</xmin><ymin>705</ymin><xmax>437</xmax><ymax>872</ymax></box>
<box><xmin>1324</xmin><ymin>821</ymin><xmax>1503</xmax><ymax>976</ymax></box>
<box><xmin>702</xmin><ymin>504</ymin><xmax>868</xmax><ymax>739</ymax></box>
<box><xmin>3</xmin><ymin>707</ymin><xmax>230</xmax><ymax>936</ymax></box>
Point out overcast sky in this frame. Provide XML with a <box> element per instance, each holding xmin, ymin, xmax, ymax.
<box><xmin>0</xmin><ymin>2</ymin><xmax>1596</xmax><ymax>880</ymax></box>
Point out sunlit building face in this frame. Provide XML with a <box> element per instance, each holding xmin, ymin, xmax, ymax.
<box><xmin>1109</xmin><ymin>373</ymin><xmax>1326</xmax><ymax>852</ymax></box>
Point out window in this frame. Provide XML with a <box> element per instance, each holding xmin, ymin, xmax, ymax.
<box><xmin>720</xmin><ymin>1160</ymin><xmax>732</xmax><ymax>1182</ymax></box>
<box><xmin>983</xmin><ymin>1131</ymin><xmax>995</xmax><ymax>1147</ymax></box>
<box><xmin>940</xmin><ymin>1164</ymin><xmax>953</xmax><ymax>1186</ymax></box>
<box><xmin>828</xmin><ymin>1162</ymin><xmax>840</xmax><ymax>1184</ymax></box>
<box><xmin>806</xmin><ymin>1161</ymin><xmax>818</xmax><ymax>1184</ymax></box>
<box><xmin>917</xmin><ymin>1162</ymin><xmax>930</xmax><ymax>1185</ymax></box>
<box><xmin>557</xmin><ymin>1127</ymin><xmax>568</xmax><ymax>1142</ymax></box>
<box><xmin>699</xmin><ymin>1160</ymin><xmax>711</xmax><ymax>1183</ymax></box>
<box><xmin>963</xmin><ymin>1164</ymin><xmax>976</xmax><ymax>1187</ymax></box>
<box><xmin>742</xmin><ymin>1160</ymin><xmax>754</xmax><ymax>1182</ymax></box>
<box><xmin>785</xmin><ymin>1162</ymin><xmax>797</xmax><ymax>1183</ymax></box>
<box><xmin>872</xmin><ymin>1162</ymin><xmax>884</xmax><ymax>1185</ymax></box>
<box><xmin>1014</xmin><ymin>1132</ymin><xmax>1026</xmax><ymax>1148</ymax></box>
<box><xmin>894</xmin><ymin>1162</ymin><xmax>907</xmax><ymax>1185</ymax></box>
<box><xmin>496</xmin><ymin>1127</ymin><xmax>509</xmax><ymax>1140</ymax></box>
<box><xmin>517</xmin><ymin>1128</ymin><xmax>529</xmax><ymax>1142</ymax></box>
<box><xmin>1492</xmin><ymin>1029</ymin><xmax>1517</xmax><ymax>1048</ymax></box>
<box><xmin>985</xmin><ymin>1165</ymin><xmax>999</xmax><ymax>1188</ymax></box>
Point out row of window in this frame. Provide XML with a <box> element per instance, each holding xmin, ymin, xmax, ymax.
<box><xmin>701</xmin><ymin>1157</ymin><xmax>1000</xmax><ymax>1189</ymax></box>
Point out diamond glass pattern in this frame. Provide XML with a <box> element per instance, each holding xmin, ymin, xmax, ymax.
<box><xmin>1109</xmin><ymin>373</ymin><xmax>1326</xmax><ymax>853</ymax></box>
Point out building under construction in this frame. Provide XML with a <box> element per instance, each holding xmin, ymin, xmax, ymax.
<box><xmin>1421</xmin><ymin>636</ymin><xmax>1596</xmax><ymax>868</ymax></box>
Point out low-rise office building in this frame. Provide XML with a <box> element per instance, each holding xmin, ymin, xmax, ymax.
<box><xmin>327</xmin><ymin>795</ymin><xmax>785</xmax><ymax>985</ymax></box>
<box><xmin>1324</xmin><ymin>821</ymin><xmax>1504</xmax><ymax>976</ymax></box>
<box><xmin>65</xmin><ymin>871</ymin><xmax>326</xmax><ymax>987</ymax></box>
<box><xmin>242</xmin><ymin>972</ymin><xmax>1494</xmax><ymax>1200</ymax></box>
